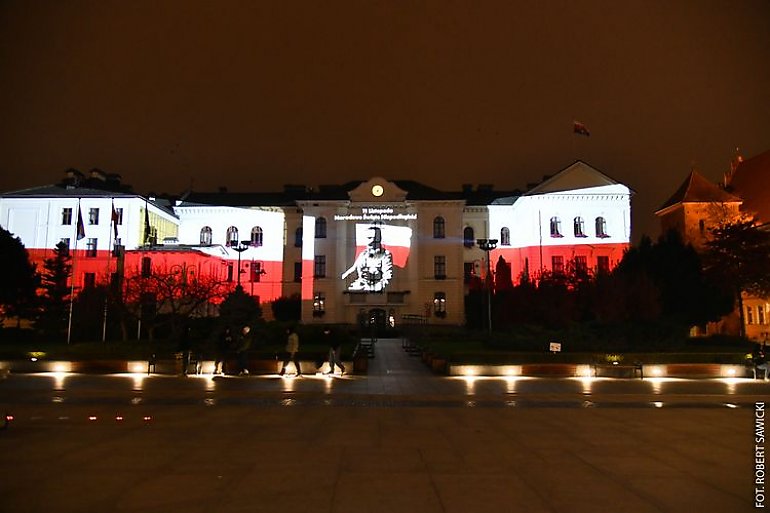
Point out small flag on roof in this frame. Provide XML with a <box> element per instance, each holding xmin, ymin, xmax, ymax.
<box><xmin>573</xmin><ymin>120</ymin><xmax>591</xmax><ymax>137</ymax></box>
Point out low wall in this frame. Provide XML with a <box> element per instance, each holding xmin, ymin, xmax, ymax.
<box><xmin>447</xmin><ymin>362</ymin><xmax>755</xmax><ymax>378</ymax></box>
<box><xmin>0</xmin><ymin>358</ymin><xmax>360</xmax><ymax>375</ymax></box>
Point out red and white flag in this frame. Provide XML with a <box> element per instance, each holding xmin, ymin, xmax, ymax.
<box><xmin>111</xmin><ymin>203</ymin><xmax>119</xmax><ymax>239</ymax></box>
<box><xmin>573</xmin><ymin>120</ymin><xmax>591</xmax><ymax>137</ymax></box>
<box><xmin>76</xmin><ymin>206</ymin><xmax>86</xmax><ymax>240</ymax></box>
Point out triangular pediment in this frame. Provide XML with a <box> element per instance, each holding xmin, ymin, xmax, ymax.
<box><xmin>526</xmin><ymin>161</ymin><xmax>620</xmax><ymax>195</ymax></box>
<box><xmin>348</xmin><ymin>177</ymin><xmax>408</xmax><ymax>202</ymax></box>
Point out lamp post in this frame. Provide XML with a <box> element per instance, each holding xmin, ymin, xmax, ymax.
<box><xmin>476</xmin><ymin>238</ymin><xmax>498</xmax><ymax>334</ymax></box>
<box><xmin>231</xmin><ymin>240</ymin><xmax>249</xmax><ymax>289</ymax></box>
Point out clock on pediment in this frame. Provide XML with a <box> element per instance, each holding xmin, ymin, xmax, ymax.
<box><xmin>371</xmin><ymin>184</ymin><xmax>384</xmax><ymax>197</ymax></box>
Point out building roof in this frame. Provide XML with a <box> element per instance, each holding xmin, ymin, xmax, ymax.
<box><xmin>656</xmin><ymin>170</ymin><xmax>741</xmax><ymax>213</ymax></box>
<box><xmin>525</xmin><ymin>160</ymin><xmax>628</xmax><ymax>195</ymax></box>
<box><xmin>728</xmin><ymin>148</ymin><xmax>770</xmax><ymax>222</ymax></box>
<box><xmin>182</xmin><ymin>179</ymin><xmax>523</xmax><ymax>207</ymax></box>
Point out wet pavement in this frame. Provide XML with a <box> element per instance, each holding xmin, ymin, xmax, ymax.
<box><xmin>0</xmin><ymin>339</ymin><xmax>766</xmax><ymax>512</ymax></box>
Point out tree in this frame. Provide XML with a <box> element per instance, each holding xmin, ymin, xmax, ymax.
<box><xmin>36</xmin><ymin>241</ymin><xmax>72</xmax><ymax>339</ymax></box>
<box><xmin>0</xmin><ymin>227</ymin><xmax>39</xmax><ymax>326</ymax></box>
<box><xmin>122</xmin><ymin>265</ymin><xmax>229</xmax><ymax>340</ymax></box>
<box><xmin>271</xmin><ymin>294</ymin><xmax>301</xmax><ymax>322</ymax></box>
<box><xmin>219</xmin><ymin>285</ymin><xmax>262</xmax><ymax>329</ymax></box>
<box><xmin>704</xmin><ymin>218</ymin><xmax>770</xmax><ymax>337</ymax></box>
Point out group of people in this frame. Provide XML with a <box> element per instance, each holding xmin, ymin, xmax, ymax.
<box><xmin>212</xmin><ymin>325</ymin><xmax>346</xmax><ymax>377</ymax></box>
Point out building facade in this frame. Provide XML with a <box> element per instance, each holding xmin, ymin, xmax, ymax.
<box><xmin>1</xmin><ymin>161</ymin><xmax>632</xmax><ymax>327</ymax></box>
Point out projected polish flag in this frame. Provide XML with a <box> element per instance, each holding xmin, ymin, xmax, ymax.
<box><xmin>354</xmin><ymin>224</ymin><xmax>412</xmax><ymax>267</ymax></box>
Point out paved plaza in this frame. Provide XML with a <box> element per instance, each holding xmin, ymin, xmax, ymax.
<box><xmin>0</xmin><ymin>339</ymin><xmax>766</xmax><ymax>512</ymax></box>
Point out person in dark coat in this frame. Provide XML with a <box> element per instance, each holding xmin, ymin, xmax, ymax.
<box><xmin>214</xmin><ymin>326</ymin><xmax>233</xmax><ymax>375</ymax></box>
<box><xmin>236</xmin><ymin>325</ymin><xmax>252</xmax><ymax>375</ymax></box>
<box><xmin>324</xmin><ymin>327</ymin><xmax>345</xmax><ymax>376</ymax></box>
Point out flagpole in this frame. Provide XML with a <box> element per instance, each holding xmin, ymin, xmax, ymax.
<box><xmin>67</xmin><ymin>199</ymin><xmax>82</xmax><ymax>345</ymax></box>
<box><xmin>102</xmin><ymin>198</ymin><xmax>114</xmax><ymax>342</ymax></box>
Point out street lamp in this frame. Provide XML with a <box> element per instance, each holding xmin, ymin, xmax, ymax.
<box><xmin>231</xmin><ymin>240</ymin><xmax>249</xmax><ymax>288</ymax></box>
<box><xmin>476</xmin><ymin>238</ymin><xmax>498</xmax><ymax>334</ymax></box>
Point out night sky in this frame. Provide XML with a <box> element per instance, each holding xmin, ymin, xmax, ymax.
<box><xmin>2</xmin><ymin>0</ymin><xmax>769</xmax><ymax>241</ymax></box>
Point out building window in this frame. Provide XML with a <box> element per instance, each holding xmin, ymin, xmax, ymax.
<box><xmin>759</xmin><ymin>305</ymin><xmax>766</xmax><ymax>325</ymax></box>
<box><xmin>574</xmin><ymin>255</ymin><xmax>588</xmax><ymax>274</ymax></box>
<box><xmin>552</xmin><ymin>255</ymin><xmax>564</xmax><ymax>274</ymax></box>
<box><xmin>314</xmin><ymin>255</ymin><xmax>326</xmax><ymax>278</ymax></box>
<box><xmin>433</xmin><ymin>292</ymin><xmax>447</xmax><ymax>318</ymax></box>
<box><xmin>200</xmin><ymin>226</ymin><xmax>213</xmax><ymax>245</ymax></box>
<box><xmin>141</xmin><ymin>257</ymin><xmax>152</xmax><ymax>277</ymax></box>
<box><xmin>313</xmin><ymin>293</ymin><xmax>325</xmax><ymax>317</ymax></box>
<box><xmin>434</xmin><ymin>255</ymin><xmax>447</xmax><ymax>279</ymax></box>
<box><xmin>595</xmin><ymin>217</ymin><xmax>608</xmax><ymax>238</ymax></box>
<box><xmin>294</xmin><ymin>227</ymin><xmax>303</xmax><ymax>247</ymax></box>
<box><xmin>597</xmin><ymin>256</ymin><xmax>610</xmax><ymax>274</ymax></box>
<box><xmin>62</xmin><ymin>208</ymin><xmax>73</xmax><ymax>225</ymax></box>
<box><xmin>315</xmin><ymin>217</ymin><xmax>327</xmax><ymax>238</ymax></box>
<box><xmin>463</xmin><ymin>226</ymin><xmax>475</xmax><ymax>248</ymax></box>
<box><xmin>464</xmin><ymin>262</ymin><xmax>475</xmax><ymax>283</ymax></box>
<box><xmin>84</xmin><ymin>273</ymin><xmax>96</xmax><ymax>289</ymax></box>
<box><xmin>88</xmin><ymin>208</ymin><xmax>99</xmax><ymax>225</ymax></box>
<box><xmin>574</xmin><ymin>217</ymin><xmax>586</xmax><ymax>237</ymax></box>
<box><xmin>699</xmin><ymin>219</ymin><xmax>706</xmax><ymax>236</ymax></box>
<box><xmin>500</xmin><ymin>227</ymin><xmax>511</xmax><ymax>246</ymax></box>
<box><xmin>294</xmin><ymin>262</ymin><xmax>302</xmax><ymax>282</ymax></box>
<box><xmin>433</xmin><ymin>217</ymin><xmax>446</xmax><ymax>239</ymax></box>
<box><xmin>250</xmin><ymin>226</ymin><xmax>263</xmax><ymax>247</ymax></box>
<box><xmin>747</xmin><ymin>306</ymin><xmax>755</xmax><ymax>325</ymax></box>
<box><xmin>226</xmin><ymin>226</ymin><xmax>239</xmax><ymax>246</ymax></box>
<box><xmin>86</xmin><ymin>238</ymin><xmax>97</xmax><ymax>257</ymax></box>
<box><xmin>59</xmin><ymin>238</ymin><xmax>70</xmax><ymax>256</ymax></box>
<box><xmin>250</xmin><ymin>261</ymin><xmax>263</xmax><ymax>282</ymax></box>
<box><xmin>225</xmin><ymin>262</ymin><xmax>233</xmax><ymax>282</ymax></box>
<box><xmin>550</xmin><ymin>217</ymin><xmax>563</xmax><ymax>237</ymax></box>
<box><xmin>114</xmin><ymin>208</ymin><xmax>123</xmax><ymax>225</ymax></box>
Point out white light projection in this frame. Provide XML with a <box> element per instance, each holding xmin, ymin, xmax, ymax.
<box><xmin>341</xmin><ymin>224</ymin><xmax>411</xmax><ymax>292</ymax></box>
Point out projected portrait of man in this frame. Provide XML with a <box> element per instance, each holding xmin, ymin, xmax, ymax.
<box><xmin>341</xmin><ymin>226</ymin><xmax>394</xmax><ymax>292</ymax></box>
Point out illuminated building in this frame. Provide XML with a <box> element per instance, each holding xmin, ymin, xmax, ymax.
<box><xmin>1</xmin><ymin>161</ymin><xmax>631</xmax><ymax>326</ymax></box>
<box><xmin>657</xmin><ymin>149</ymin><xmax>770</xmax><ymax>340</ymax></box>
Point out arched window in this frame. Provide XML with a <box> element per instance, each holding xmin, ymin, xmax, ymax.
<box><xmin>433</xmin><ymin>216</ymin><xmax>445</xmax><ymax>239</ymax></box>
<box><xmin>550</xmin><ymin>217</ymin><xmax>562</xmax><ymax>238</ymax></box>
<box><xmin>294</xmin><ymin>227</ymin><xmax>303</xmax><ymax>247</ymax></box>
<box><xmin>463</xmin><ymin>226</ymin><xmax>475</xmax><ymax>248</ymax></box>
<box><xmin>226</xmin><ymin>226</ymin><xmax>239</xmax><ymax>246</ymax></box>
<box><xmin>315</xmin><ymin>217</ymin><xmax>327</xmax><ymax>238</ymax></box>
<box><xmin>200</xmin><ymin>226</ymin><xmax>212</xmax><ymax>245</ymax></box>
<box><xmin>500</xmin><ymin>227</ymin><xmax>511</xmax><ymax>246</ymax></box>
<box><xmin>595</xmin><ymin>217</ymin><xmax>608</xmax><ymax>238</ymax></box>
<box><xmin>574</xmin><ymin>217</ymin><xmax>586</xmax><ymax>237</ymax></box>
<box><xmin>250</xmin><ymin>226</ymin><xmax>263</xmax><ymax>247</ymax></box>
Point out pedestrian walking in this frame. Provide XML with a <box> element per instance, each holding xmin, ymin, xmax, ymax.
<box><xmin>214</xmin><ymin>326</ymin><xmax>233</xmax><ymax>375</ymax></box>
<box><xmin>280</xmin><ymin>326</ymin><xmax>302</xmax><ymax>377</ymax></box>
<box><xmin>324</xmin><ymin>327</ymin><xmax>345</xmax><ymax>376</ymax></box>
<box><xmin>236</xmin><ymin>325</ymin><xmax>252</xmax><ymax>375</ymax></box>
<box><xmin>753</xmin><ymin>342</ymin><xmax>769</xmax><ymax>379</ymax></box>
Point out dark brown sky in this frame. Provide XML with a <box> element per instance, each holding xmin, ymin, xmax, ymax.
<box><xmin>2</xmin><ymin>0</ymin><xmax>769</xmax><ymax>240</ymax></box>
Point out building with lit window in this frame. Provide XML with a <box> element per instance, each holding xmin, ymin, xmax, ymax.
<box><xmin>1</xmin><ymin>161</ymin><xmax>632</xmax><ymax>326</ymax></box>
<box><xmin>656</xmin><ymin>149</ymin><xmax>770</xmax><ymax>340</ymax></box>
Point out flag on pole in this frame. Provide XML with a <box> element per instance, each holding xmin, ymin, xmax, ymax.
<box><xmin>111</xmin><ymin>202</ymin><xmax>119</xmax><ymax>239</ymax></box>
<box><xmin>144</xmin><ymin>202</ymin><xmax>151</xmax><ymax>244</ymax></box>
<box><xmin>573</xmin><ymin>120</ymin><xmax>591</xmax><ymax>137</ymax></box>
<box><xmin>76</xmin><ymin>206</ymin><xmax>86</xmax><ymax>240</ymax></box>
